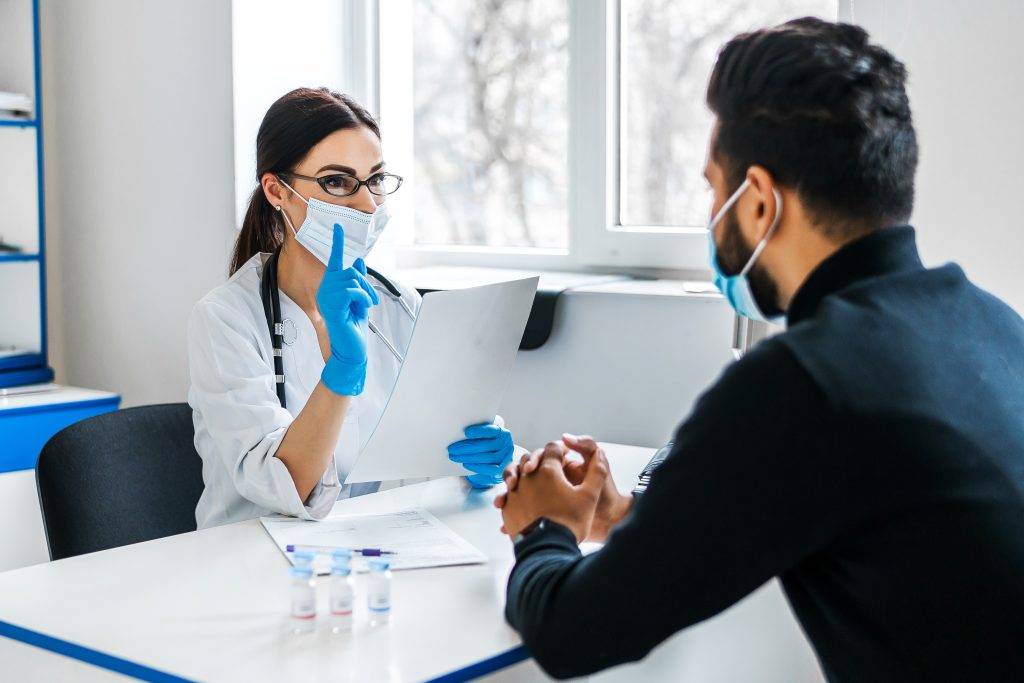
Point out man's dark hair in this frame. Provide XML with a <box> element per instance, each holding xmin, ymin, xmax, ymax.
<box><xmin>707</xmin><ymin>17</ymin><xmax>918</xmax><ymax>237</ymax></box>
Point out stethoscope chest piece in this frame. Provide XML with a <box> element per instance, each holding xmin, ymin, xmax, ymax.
<box><xmin>280</xmin><ymin>317</ymin><xmax>297</xmax><ymax>346</ymax></box>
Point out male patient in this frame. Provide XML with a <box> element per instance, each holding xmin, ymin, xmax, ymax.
<box><xmin>497</xmin><ymin>18</ymin><xmax>1024</xmax><ymax>682</ymax></box>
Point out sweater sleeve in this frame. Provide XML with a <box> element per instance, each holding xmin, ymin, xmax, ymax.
<box><xmin>504</xmin><ymin>340</ymin><xmax>845</xmax><ymax>679</ymax></box>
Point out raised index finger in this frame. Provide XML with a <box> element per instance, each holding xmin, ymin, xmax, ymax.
<box><xmin>327</xmin><ymin>223</ymin><xmax>346</xmax><ymax>272</ymax></box>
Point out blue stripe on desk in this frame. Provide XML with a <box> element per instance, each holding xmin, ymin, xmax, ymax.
<box><xmin>0</xmin><ymin>620</ymin><xmax>196</xmax><ymax>683</ymax></box>
<box><xmin>427</xmin><ymin>645</ymin><xmax>530</xmax><ymax>682</ymax></box>
<box><xmin>2</xmin><ymin>617</ymin><xmax>526</xmax><ymax>682</ymax></box>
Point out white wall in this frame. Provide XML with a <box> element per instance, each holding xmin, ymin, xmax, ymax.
<box><xmin>854</xmin><ymin>0</ymin><xmax>1024</xmax><ymax>313</ymax></box>
<box><xmin>41</xmin><ymin>0</ymin><xmax>237</xmax><ymax>405</ymax></box>
<box><xmin>0</xmin><ymin>470</ymin><xmax>48</xmax><ymax>572</ymax></box>
<box><xmin>500</xmin><ymin>285</ymin><xmax>736</xmax><ymax>450</ymax></box>
<box><xmin>231</xmin><ymin>0</ymin><xmax>350</xmax><ymax>226</ymax></box>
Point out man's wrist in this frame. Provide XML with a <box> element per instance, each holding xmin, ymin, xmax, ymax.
<box><xmin>511</xmin><ymin>517</ymin><xmax>547</xmax><ymax>545</ymax></box>
<box><xmin>589</xmin><ymin>492</ymin><xmax>633</xmax><ymax>542</ymax></box>
<box><xmin>610</xmin><ymin>491</ymin><xmax>634</xmax><ymax>524</ymax></box>
<box><xmin>513</xmin><ymin>513</ymin><xmax>587</xmax><ymax>546</ymax></box>
<box><xmin>511</xmin><ymin>518</ymin><xmax>579</xmax><ymax>559</ymax></box>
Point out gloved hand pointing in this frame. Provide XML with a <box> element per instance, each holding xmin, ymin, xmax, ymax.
<box><xmin>317</xmin><ymin>224</ymin><xmax>379</xmax><ymax>396</ymax></box>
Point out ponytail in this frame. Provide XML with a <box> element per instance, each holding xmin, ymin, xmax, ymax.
<box><xmin>230</xmin><ymin>186</ymin><xmax>283</xmax><ymax>276</ymax></box>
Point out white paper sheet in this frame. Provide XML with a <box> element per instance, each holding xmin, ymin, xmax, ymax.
<box><xmin>260</xmin><ymin>507</ymin><xmax>487</xmax><ymax>574</ymax></box>
<box><xmin>345</xmin><ymin>276</ymin><xmax>539</xmax><ymax>483</ymax></box>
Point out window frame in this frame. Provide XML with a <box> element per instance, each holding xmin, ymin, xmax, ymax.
<box><xmin>375</xmin><ymin>0</ymin><xmax>852</xmax><ymax>273</ymax></box>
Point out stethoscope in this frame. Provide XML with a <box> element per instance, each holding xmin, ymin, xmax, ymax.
<box><xmin>259</xmin><ymin>246</ymin><xmax>414</xmax><ymax>408</ymax></box>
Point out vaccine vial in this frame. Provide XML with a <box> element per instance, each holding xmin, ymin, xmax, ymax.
<box><xmin>291</xmin><ymin>550</ymin><xmax>317</xmax><ymax>568</ymax></box>
<box><xmin>329</xmin><ymin>561</ymin><xmax>355</xmax><ymax>634</ymax></box>
<box><xmin>367</xmin><ymin>559</ymin><xmax>392</xmax><ymax>626</ymax></box>
<box><xmin>289</xmin><ymin>565</ymin><xmax>316</xmax><ymax>635</ymax></box>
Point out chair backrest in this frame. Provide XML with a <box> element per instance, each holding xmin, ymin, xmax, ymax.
<box><xmin>36</xmin><ymin>403</ymin><xmax>203</xmax><ymax>561</ymax></box>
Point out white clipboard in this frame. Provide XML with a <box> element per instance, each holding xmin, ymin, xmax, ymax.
<box><xmin>344</xmin><ymin>276</ymin><xmax>538</xmax><ymax>483</ymax></box>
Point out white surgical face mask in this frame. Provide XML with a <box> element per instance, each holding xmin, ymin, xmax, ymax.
<box><xmin>276</xmin><ymin>178</ymin><xmax>390</xmax><ymax>268</ymax></box>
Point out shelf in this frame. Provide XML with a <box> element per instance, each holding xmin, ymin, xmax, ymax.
<box><xmin>0</xmin><ymin>0</ymin><xmax>50</xmax><ymax>392</ymax></box>
<box><xmin>0</xmin><ymin>118</ymin><xmax>37</xmax><ymax>128</ymax></box>
<box><xmin>0</xmin><ymin>253</ymin><xmax>40</xmax><ymax>263</ymax></box>
<box><xmin>0</xmin><ymin>124</ymin><xmax>41</xmax><ymax>254</ymax></box>
<box><xmin>0</xmin><ymin>1</ymin><xmax>37</xmax><ymax>113</ymax></box>
<box><xmin>0</xmin><ymin>261</ymin><xmax>42</xmax><ymax>354</ymax></box>
<box><xmin>0</xmin><ymin>352</ymin><xmax>43</xmax><ymax>372</ymax></box>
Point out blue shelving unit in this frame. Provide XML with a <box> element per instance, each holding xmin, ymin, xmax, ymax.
<box><xmin>0</xmin><ymin>0</ymin><xmax>121</xmax><ymax>478</ymax></box>
<box><xmin>0</xmin><ymin>0</ymin><xmax>53</xmax><ymax>388</ymax></box>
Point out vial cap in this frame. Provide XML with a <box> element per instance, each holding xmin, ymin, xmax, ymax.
<box><xmin>292</xmin><ymin>550</ymin><xmax>316</xmax><ymax>565</ymax></box>
<box><xmin>368</xmin><ymin>559</ymin><xmax>391</xmax><ymax>572</ymax></box>
<box><xmin>289</xmin><ymin>566</ymin><xmax>313</xmax><ymax>578</ymax></box>
<box><xmin>331</xmin><ymin>564</ymin><xmax>352</xmax><ymax>575</ymax></box>
<box><xmin>332</xmin><ymin>549</ymin><xmax>353</xmax><ymax>562</ymax></box>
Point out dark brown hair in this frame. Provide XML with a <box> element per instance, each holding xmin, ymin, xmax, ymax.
<box><xmin>707</xmin><ymin>18</ymin><xmax>917</xmax><ymax>237</ymax></box>
<box><xmin>230</xmin><ymin>87</ymin><xmax>381</xmax><ymax>275</ymax></box>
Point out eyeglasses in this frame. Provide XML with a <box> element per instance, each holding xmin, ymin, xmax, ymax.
<box><xmin>280</xmin><ymin>171</ymin><xmax>404</xmax><ymax>198</ymax></box>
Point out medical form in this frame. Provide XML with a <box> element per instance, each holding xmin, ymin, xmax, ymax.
<box><xmin>260</xmin><ymin>507</ymin><xmax>487</xmax><ymax>575</ymax></box>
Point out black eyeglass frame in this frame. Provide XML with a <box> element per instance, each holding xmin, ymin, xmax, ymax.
<box><xmin>278</xmin><ymin>170</ymin><xmax>404</xmax><ymax>197</ymax></box>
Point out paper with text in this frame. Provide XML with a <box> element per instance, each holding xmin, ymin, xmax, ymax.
<box><xmin>261</xmin><ymin>507</ymin><xmax>487</xmax><ymax>574</ymax></box>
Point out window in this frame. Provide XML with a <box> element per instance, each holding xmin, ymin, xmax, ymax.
<box><xmin>378</xmin><ymin>0</ymin><xmax>846</xmax><ymax>271</ymax></box>
<box><xmin>411</xmin><ymin>0</ymin><xmax>570</xmax><ymax>249</ymax></box>
<box><xmin>619</xmin><ymin>0</ymin><xmax>839</xmax><ymax>229</ymax></box>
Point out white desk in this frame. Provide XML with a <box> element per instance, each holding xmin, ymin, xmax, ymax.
<box><xmin>0</xmin><ymin>444</ymin><xmax>655</xmax><ymax>682</ymax></box>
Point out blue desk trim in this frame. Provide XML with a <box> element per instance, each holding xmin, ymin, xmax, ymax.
<box><xmin>0</xmin><ymin>620</ymin><xmax>197</xmax><ymax>683</ymax></box>
<box><xmin>0</xmin><ymin>616</ymin><xmax>526</xmax><ymax>683</ymax></box>
<box><xmin>427</xmin><ymin>645</ymin><xmax>530</xmax><ymax>682</ymax></box>
<box><xmin>0</xmin><ymin>395</ymin><xmax>119</xmax><ymax>418</ymax></box>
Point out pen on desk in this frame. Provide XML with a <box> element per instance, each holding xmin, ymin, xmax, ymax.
<box><xmin>286</xmin><ymin>544</ymin><xmax>396</xmax><ymax>556</ymax></box>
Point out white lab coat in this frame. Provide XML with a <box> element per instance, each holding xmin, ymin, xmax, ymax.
<box><xmin>187</xmin><ymin>252</ymin><xmax>422</xmax><ymax>529</ymax></box>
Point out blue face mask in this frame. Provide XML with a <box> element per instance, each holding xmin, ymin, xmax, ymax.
<box><xmin>707</xmin><ymin>179</ymin><xmax>784</xmax><ymax>324</ymax></box>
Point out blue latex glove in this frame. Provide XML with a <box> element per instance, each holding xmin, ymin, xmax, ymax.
<box><xmin>317</xmin><ymin>224</ymin><xmax>379</xmax><ymax>395</ymax></box>
<box><xmin>447</xmin><ymin>422</ymin><xmax>515</xmax><ymax>489</ymax></box>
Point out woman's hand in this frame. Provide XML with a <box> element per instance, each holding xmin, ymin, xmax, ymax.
<box><xmin>448</xmin><ymin>421</ymin><xmax>515</xmax><ymax>489</ymax></box>
<box><xmin>317</xmin><ymin>224</ymin><xmax>379</xmax><ymax>396</ymax></box>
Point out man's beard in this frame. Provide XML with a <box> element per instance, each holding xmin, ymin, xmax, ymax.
<box><xmin>718</xmin><ymin>211</ymin><xmax>783</xmax><ymax>320</ymax></box>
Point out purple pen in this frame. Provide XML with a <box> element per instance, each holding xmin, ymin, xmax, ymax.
<box><xmin>286</xmin><ymin>544</ymin><xmax>396</xmax><ymax>556</ymax></box>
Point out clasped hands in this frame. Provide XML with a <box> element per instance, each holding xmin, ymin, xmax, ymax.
<box><xmin>494</xmin><ymin>434</ymin><xmax>633</xmax><ymax>543</ymax></box>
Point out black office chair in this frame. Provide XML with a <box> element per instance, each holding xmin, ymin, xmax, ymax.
<box><xmin>36</xmin><ymin>403</ymin><xmax>204</xmax><ymax>561</ymax></box>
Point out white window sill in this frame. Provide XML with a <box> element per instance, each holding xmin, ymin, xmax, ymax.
<box><xmin>395</xmin><ymin>265</ymin><xmax>723</xmax><ymax>302</ymax></box>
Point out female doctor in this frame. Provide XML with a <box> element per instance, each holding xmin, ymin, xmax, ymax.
<box><xmin>188</xmin><ymin>88</ymin><xmax>518</xmax><ymax>529</ymax></box>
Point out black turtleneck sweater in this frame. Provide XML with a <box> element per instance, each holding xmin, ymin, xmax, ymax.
<box><xmin>505</xmin><ymin>227</ymin><xmax>1024</xmax><ymax>682</ymax></box>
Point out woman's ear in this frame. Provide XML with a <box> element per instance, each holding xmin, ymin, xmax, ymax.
<box><xmin>261</xmin><ymin>172</ymin><xmax>287</xmax><ymax>210</ymax></box>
